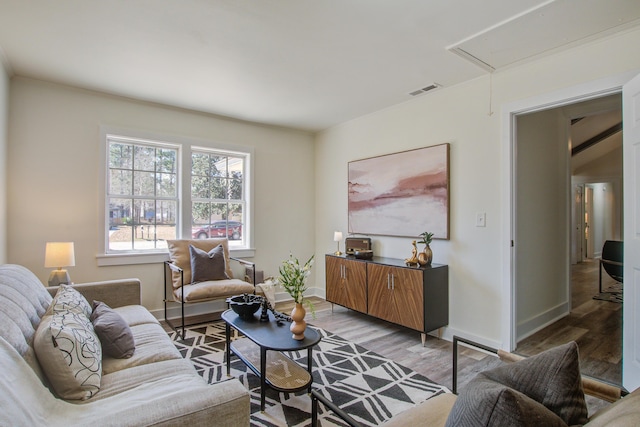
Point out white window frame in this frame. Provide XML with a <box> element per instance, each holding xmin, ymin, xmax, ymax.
<box><xmin>97</xmin><ymin>126</ymin><xmax>254</xmax><ymax>266</ymax></box>
<box><xmin>190</xmin><ymin>145</ymin><xmax>249</xmax><ymax>249</ymax></box>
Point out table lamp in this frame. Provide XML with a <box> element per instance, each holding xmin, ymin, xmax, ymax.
<box><xmin>45</xmin><ymin>242</ymin><xmax>75</xmax><ymax>286</ymax></box>
<box><xmin>333</xmin><ymin>231</ymin><xmax>343</xmax><ymax>256</ymax></box>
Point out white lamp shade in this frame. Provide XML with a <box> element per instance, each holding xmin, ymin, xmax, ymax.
<box><xmin>45</xmin><ymin>242</ymin><xmax>76</xmax><ymax>268</ymax></box>
<box><xmin>333</xmin><ymin>231</ymin><xmax>343</xmax><ymax>242</ymax></box>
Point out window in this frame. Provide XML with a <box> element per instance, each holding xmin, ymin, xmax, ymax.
<box><xmin>191</xmin><ymin>149</ymin><xmax>247</xmax><ymax>247</ymax></box>
<box><xmin>107</xmin><ymin>136</ymin><xmax>179</xmax><ymax>252</ymax></box>
<box><xmin>101</xmin><ymin>130</ymin><xmax>253</xmax><ymax>261</ymax></box>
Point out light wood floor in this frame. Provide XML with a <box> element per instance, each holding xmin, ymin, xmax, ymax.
<box><xmin>516</xmin><ymin>259</ymin><xmax>622</xmax><ymax>385</ymax></box>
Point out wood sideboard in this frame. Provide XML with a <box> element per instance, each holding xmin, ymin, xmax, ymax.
<box><xmin>325</xmin><ymin>254</ymin><xmax>448</xmax><ymax>344</ymax></box>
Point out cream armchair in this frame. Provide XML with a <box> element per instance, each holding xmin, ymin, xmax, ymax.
<box><xmin>164</xmin><ymin>238</ymin><xmax>257</xmax><ymax>338</ymax></box>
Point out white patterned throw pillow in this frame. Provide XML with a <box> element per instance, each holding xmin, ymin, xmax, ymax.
<box><xmin>52</xmin><ymin>283</ymin><xmax>92</xmax><ymax>317</ymax></box>
<box><xmin>35</xmin><ymin>296</ymin><xmax>102</xmax><ymax>400</ymax></box>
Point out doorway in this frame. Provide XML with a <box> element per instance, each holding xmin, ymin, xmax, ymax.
<box><xmin>511</xmin><ymin>95</ymin><xmax>622</xmax><ymax>383</ymax></box>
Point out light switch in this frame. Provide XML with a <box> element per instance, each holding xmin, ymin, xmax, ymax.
<box><xmin>476</xmin><ymin>212</ymin><xmax>486</xmax><ymax>227</ymax></box>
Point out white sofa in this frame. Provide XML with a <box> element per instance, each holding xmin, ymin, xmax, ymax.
<box><xmin>0</xmin><ymin>264</ymin><xmax>250</xmax><ymax>426</ymax></box>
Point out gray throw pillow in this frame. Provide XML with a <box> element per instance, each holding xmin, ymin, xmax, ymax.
<box><xmin>446</xmin><ymin>376</ymin><xmax>568</xmax><ymax>427</ymax></box>
<box><xmin>189</xmin><ymin>244</ymin><xmax>230</xmax><ymax>283</ymax></box>
<box><xmin>445</xmin><ymin>341</ymin><xmax>588</xmax><ymax>427</ymax></box>
<box><xmin>90</xmin><ymin>301</ymin><xmax>135</xmax><ymax>359</ymax></box>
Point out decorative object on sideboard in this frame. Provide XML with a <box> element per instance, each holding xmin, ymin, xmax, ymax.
<box><xmin>333</xmin><ymin>231</ymin><xmax>343</xmax><ymax>255</ymax></box>
<box><xmin>353</xmin><ymin>250</ymin><xmax>373</xmax><ymax>260</ymax></box>
<box><xmin>345</xmin><ymin>237</ymin><xmax>372</xmax><ymax>255</ymax></box>
<box><xmin>418</xmin><ymin>231</ymin><xmax>434</xmax><ymax>266</ymax></box>
<box><xmin>405</xmin><ymin>240</ymin><xmax>420</xmax><ymax>267</ymax></box>
<box><xmin>44</xmin><ymin>242</ymin><xmax>75</xmax><ymax>286</ymax></box>
<box><xmin>276</xmin><ymin>253</ymin><xmax>315</xmax><ymax>340</ymax></box>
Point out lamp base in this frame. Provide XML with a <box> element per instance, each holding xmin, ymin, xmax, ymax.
<box><xmin>334</xmin><ymin>250</ymin><xmax>343</xmax><ymax>255</ymax></box>
<box><xmin>48</xmin><ymin>269</ymin><xmax>71</xmax><ymax>287</ymax></box>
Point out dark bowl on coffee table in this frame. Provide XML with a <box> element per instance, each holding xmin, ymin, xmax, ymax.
<box><xmin>227</xmin><ymin>294</ymin><xmax>262</xmax><ymax>319</ymax></box>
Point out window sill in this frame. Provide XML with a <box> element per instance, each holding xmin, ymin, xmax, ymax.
<box><xmin>97</xmin><ymin>248</ymin><xmax>256</xmax><ymax>266</ymax></box>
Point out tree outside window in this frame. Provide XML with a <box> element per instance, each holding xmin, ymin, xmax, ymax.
<box><xmin>191</xmin><ymin>150</ymin><xmax>245</xmax><ymax>245</ymax></box>
<box><xmin>107</xmin><ymin>138</ymin><xmax>178</xmax><ymax>252</ymax></box>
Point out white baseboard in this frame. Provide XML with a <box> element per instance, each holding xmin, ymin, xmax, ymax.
<box><xmin>151</xmin><ymin>286</ymin><xmax>327</xmax><ymax>321</ymax></box>
<box><xmin>150</xmin><ymin>299</ymin><xmax>231</xmax><ymax>321</ymax></box>
<box><xmin>438</xmin><ymin>327</ymin><xmax>502</xmax><ymax>350</ymax></box>
<box><xmin>516</xmin><ymin>302</ymin><xmax>569</xmax><ymax>342</ymax></box>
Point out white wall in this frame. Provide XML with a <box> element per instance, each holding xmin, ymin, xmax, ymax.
<box><xmin>7</xmin><ymin>77</ymin><xmax>315</xmax><ymax>314</ymax></box>
<box><xmin>315</xmin><ymin>27</ymin><xmax>640</xmax><ymax>347</ymax></box>
<box><xmin>0</xmin><ymin>55</ymin><xmax>9</xmax><ymax>264</ymax></box>
<box><xmin>515</xmin><ymin>109</ymin><xmax>569</xmax><ymax>339</ymax></box>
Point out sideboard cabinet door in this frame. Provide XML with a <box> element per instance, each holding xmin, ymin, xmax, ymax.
<box><xmin>367</xmin><ymin>263</ymin><xmax>424</xmax><ymax>331</ymax></box>
<box><xmin>325</xmin><ymin>255</ymin><xmax>367</xmax><ymax>313</ymax></box>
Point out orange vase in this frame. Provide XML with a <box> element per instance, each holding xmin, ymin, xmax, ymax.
<box><xmin>290</xmin><ymin>303</ymin><xmax>307</xmax><ymax>340</ymax></box>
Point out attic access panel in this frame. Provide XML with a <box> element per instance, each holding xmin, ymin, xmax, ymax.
<box><xmin>448</xmin><ymin>0</ymin><xmax>640</xmax><ymax>72</ymax></box>
<box><xmin>348</xmin><ymin>143</ymin><xmax>450</xmax><ymax>240</ymax></box>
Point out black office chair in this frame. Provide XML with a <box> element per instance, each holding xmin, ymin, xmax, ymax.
<box><xmin>599</xmin><ymin>240</ymin><xmax>623</xmax><ymax>293</ymax></box>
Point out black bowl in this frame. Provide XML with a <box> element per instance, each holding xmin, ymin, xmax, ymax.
<box><xmin>227</xmin><ymin>294</ymin><xmax>262</xmax><ymax>319</ymax></box>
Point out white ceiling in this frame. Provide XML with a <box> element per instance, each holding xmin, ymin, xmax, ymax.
<box><xmin>0</xmin><ymin>0</ymin><xmax>639</xmax><ymax>132</ymax></box>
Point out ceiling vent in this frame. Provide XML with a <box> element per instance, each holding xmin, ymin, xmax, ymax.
<box><xmin>409</xmin><ymin>83</ymin><xmax>440</xmax><ymax>97</ymax></box>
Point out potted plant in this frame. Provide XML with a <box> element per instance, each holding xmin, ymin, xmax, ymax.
<box><xmin>417</xmin><ymin>232</ymin><xmax>434</xmax><ymax>266</ymax></box>
<box><xmin>276</xmin><ymin>253</ymin><xmax>315</xmax><ymax>340</ymax></box>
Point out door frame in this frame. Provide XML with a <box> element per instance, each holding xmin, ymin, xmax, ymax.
<box><xmin>500</xmin><ymin>70</ymin><xmax>638</xmax><ymax>351</ymax></box>
<box><xmin>585</xmin><ymin>184</ymin><xmax>595</xmax><ymax>258</ymax></box>
<box><xmin>571</xmin><ymin>183</ymin><xmax>584</xmax><ymax>265</ymax></box>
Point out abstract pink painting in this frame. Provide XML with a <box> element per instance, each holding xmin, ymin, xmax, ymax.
<box><xmin>348</xmin><ymin>144</ymin><xmax>449</xmax><ymax>239</ymax></box>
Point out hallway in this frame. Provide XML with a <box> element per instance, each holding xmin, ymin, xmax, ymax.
<box><xmin>516</xmin><ymin>259</ymin><xmax>622</xmax><ymax>385</ymax></box>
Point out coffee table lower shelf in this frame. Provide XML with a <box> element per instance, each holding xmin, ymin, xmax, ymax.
<box><xmin>230</xmin><ymin>338</ymin><xmax>312</xmax><ymax>392</ymax></box>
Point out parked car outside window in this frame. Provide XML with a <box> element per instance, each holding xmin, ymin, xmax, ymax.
<box><xmin>192</xmin><ymin>221</ymin><xmax>242</xmax><ymax>240</ymax></box>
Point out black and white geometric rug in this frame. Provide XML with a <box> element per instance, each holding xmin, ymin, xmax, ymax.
<box><xmin>169</xmin><ymin>322</ymin><xmax>450</xmax><ymax>427</ymax></box>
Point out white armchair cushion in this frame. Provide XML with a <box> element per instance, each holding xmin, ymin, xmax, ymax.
<box><xmin>174</xmin><ymin>279</ymin><xmax>255</xmax><ymax>302</ymax></box>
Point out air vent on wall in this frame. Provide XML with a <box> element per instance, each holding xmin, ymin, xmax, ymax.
<box><xmin>409</xmin><ymin>83</ymin><xmax>440</xmax><ymax>96</ymax></box>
